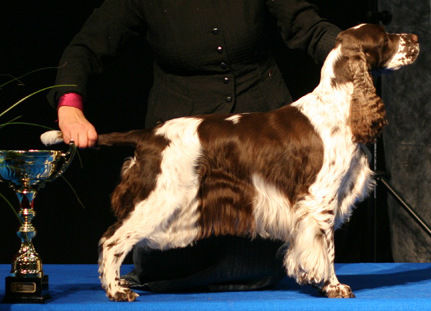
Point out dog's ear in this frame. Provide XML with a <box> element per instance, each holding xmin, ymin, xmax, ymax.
<box><xmin>347</xmin><ymin>50</ymin><xmax>387</xmax><ymax>144</ymax></box>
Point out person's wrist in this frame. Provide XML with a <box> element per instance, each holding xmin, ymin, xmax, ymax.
<box><xmin>57</xmin><ymin>93</ymin><xmax>84</xmax><ymax>111</ymax></box>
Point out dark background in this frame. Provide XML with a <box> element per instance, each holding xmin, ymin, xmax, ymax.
<box><xmin>0</xmin><ymin>1</ymin><xmax>390</xmax><ymax>264</ymax></box>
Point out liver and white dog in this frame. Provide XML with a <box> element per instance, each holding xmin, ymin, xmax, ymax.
<box><xmin>42</xmin><ymin>23</ymin><xmax>419</xmax><ymax>301</ymax></box>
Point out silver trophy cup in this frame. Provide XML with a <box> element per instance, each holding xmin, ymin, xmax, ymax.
<box><xmin>0</xmin><ymin>143</ymin><xmax>75</xmax><ymax>303</ymax></box>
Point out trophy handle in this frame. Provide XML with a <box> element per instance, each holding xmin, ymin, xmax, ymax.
<box><xmin>60</xmin><ymin>140</ymin><xmax>77</xmax><ymax>175</ymax></box>
<box><xmin>50</xmin><ymin>140</ymin><xmax>77</xmax><ymax>182</ymax></box>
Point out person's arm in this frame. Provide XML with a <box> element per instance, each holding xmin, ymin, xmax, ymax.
<box><xmin>266</xmin><ymin>0</ymin><xmax>341</xmax><ymax>64</ymax></box>
<box><xmin>48</xmin><ymin>0</ymin><xmax>146</xmax><ymax>147</ymax></box>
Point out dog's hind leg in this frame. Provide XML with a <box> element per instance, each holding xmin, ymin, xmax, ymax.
<box><xmin>98</xmin><ymin>195</ymin><xmax>200</xmax><ymax>301</ymax></box>
<box><xmin>98</xmin><ymin>221</ymin><xmax>140</xmax><ymax>302</ymax></box>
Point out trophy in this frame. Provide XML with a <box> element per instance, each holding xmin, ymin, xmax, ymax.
<box><xmin>0</xmin><ymin>143</ymin><xmax>75</xmax><ymax>303</ymax></box>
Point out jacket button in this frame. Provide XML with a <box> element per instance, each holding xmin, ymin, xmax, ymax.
<box><xmin>217</xmin><ymin>46</ymin><xmax>223</xmax><ymax>54</ymax></box>
<box><xmin>212</xmin><ymin>27</ymin><xmax>219</xmax><ymax>35</ymax></box>
<box><xmin>226</xmin><ymin>96</ymin><xmax>232</xmax><ymax>103</ymax></box>
<box><xmin>220</xmin><ymin>62</ymin><xmax>228</xmax><ymax>69</ymax></box>
<box><xmin>223</xmin><ymin>76</ymin><xmax>230</xmax><ymax>84</ymax></box>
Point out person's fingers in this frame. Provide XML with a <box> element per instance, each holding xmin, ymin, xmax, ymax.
<box><xmin>61</xmin><ymin>126</ymin><xmax>92</xmax><ymax>148</ymax></box>
<box><xmin>87</xmin><ymin>127</ymin><xmax>98</xmax><ymax>147</ymax></box>
<box><xmin>74</xmin><ymin>130</ymin><xmax>87</xmax><ymax>148</ymax></box>
<box><xmin>61</xmin><ymin>129</ymin><xmax>73</xmax><ymax>145</ymax></box>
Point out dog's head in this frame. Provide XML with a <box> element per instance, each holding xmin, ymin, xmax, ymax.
<box><xmin>337</xmin><ymin>23</ymin><xmax>419</xmax><ymax>71</ymax></box>
<box><xmin>331</xmin><ymin>23</ymin><xmax>420</xmax><ymax>144</ymax></box>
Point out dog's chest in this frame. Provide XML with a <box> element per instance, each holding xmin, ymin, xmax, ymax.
<box><xmin>323</xmin><ymin>141</ymin><xmax>373</xmax><ymax>226</ymax></box>
<box><xmin>301</xmin><ymin>108</ymin><xmax>372</xmax><ymax>224</ymax></box>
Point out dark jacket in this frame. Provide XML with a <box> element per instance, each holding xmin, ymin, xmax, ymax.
<box><xmin>48</xmin><ymin>0</ymin><xmax>340</xmax><ymax>127</ymax></box>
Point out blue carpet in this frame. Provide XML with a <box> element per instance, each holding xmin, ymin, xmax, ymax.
<box><xmin>1</xmin><ymin>263</ymin><xmax>431</xmax><ymax>310</ymax></box>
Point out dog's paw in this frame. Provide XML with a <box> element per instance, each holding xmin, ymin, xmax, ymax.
<box><xmin>107</xmin><ymin>288</ymin><xmax>139</xmax><ymax>302</ymax></box>
<box><xmin>321</xmin><ymin>283</ymin><xmax>355</xmax><ymax>298</ymax></box>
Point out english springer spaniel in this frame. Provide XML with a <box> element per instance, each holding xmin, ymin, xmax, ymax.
<box><xmin>42</xmin><ymin>24</ymin><xmax>419</xmax><ymax>301</ymax></box>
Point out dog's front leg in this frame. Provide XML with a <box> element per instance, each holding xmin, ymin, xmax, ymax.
<box><xmin>317</xmin><ymin>229</ymin><xmax>355</xmax><ymax>298</ymax></box>
<box><xmin>284</xmin><ymin>215</ymin><xmax>331</xmax><ymax>285</ymax></box>
<box><xmin>284</xmin><ymin>215</ymin><xmax>355</xmax><ymax>298</ymax></box>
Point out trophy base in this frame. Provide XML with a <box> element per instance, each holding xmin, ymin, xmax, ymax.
<box><xmin>3</xmin><ymin>275</ymin><xmax>50</xmax><ymax>304</ymax></box>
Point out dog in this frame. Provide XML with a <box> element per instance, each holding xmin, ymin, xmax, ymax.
<box><xmin>42</xmin><ymin>23</ymin><xmax>419</xmax><ymax>301</ymax></box>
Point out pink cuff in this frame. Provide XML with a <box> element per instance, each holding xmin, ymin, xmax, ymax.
<box><xmin>57</xmin><ymin>93</ymin><xmax>84</xmax><ymax>111</ymax></box>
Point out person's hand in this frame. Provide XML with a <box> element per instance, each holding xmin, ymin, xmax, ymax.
<box><xmin>58</xmin><ymin>106</ymin><xmax>98</xmax><ymax>148</ymax></box>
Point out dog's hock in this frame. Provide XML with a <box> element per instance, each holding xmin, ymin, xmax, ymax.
<box><xmin>40</xmin><ymin>130</ymin><xmax>64</xmax><ymax>146</ymax></box>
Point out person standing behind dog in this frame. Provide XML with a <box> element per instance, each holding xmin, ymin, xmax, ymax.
<box><xmin>48</xmin><ymin>0</ymin><xmax>341</xmax><ymax>291</ymax></box>
<box><xmin>48</xmin><ymin>0</ymin><xmax>340</xmax><ymax>148</ymax></box>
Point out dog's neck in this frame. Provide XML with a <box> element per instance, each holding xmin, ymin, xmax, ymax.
<box><xmin>293</xmin><ymin>46</ymin><xmax>354</xmax><ymax>128</ymax></box>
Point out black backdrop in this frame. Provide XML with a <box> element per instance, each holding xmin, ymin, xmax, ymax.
<box><xmin>0</xmin><ymin>1</ymin><xmax>385</xmax><ymax>265</ymax></box>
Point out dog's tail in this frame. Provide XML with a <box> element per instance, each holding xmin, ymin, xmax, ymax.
<box><xmin>98</xmin><ymin>130</ymin><xmax>150</xmax><ymax>147</ymax></box>
<box><xmin>40</xmin><ymin>129</ymin><xmax>151</xmax><ymax>147</ymax></box>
